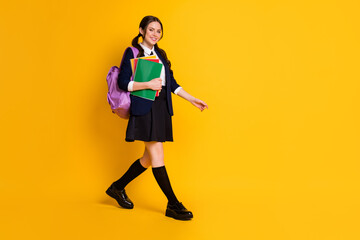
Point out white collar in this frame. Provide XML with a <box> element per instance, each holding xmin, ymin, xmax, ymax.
<box><xmin>139</xmin><ymin>42</ymin><xmax>155</xmax><ymax>55</ymax></box>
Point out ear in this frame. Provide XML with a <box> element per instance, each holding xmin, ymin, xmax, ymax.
<box><xmin>139</xmin><ymin>27</ymin><xmax>144</xmax><ymax>36</ymax></box>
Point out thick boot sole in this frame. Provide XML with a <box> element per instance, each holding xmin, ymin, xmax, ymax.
<box><xmin>165</xmin><ymin>209</ymin><xmax>193</xmax><ymax>220</ymax></box>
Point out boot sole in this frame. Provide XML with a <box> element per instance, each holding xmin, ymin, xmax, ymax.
<box><xmin>106</xmin><ymin>188</ymin><xmax>133</xmax><ymax>209</ymax></box>
<box><xmin>165</xmin><ymin>209</ymin><xmax>193</xmax><ymax>220</ymax></box>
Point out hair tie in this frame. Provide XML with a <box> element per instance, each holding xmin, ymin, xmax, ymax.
<box><xmin>138</xmin><ymin>33</ymin><xmax>142</xmax><ymax>37</ymax></box>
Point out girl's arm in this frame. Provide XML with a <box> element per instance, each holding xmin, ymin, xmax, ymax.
<box><xmin>132</xmin><ymin>78</ymin><xmax>162</xmax><ymax>91</ymax></box>
<box><xmin>177</xmin><ymin>88</ymin><xmax>208</xmax><ymax>112</ymax></box>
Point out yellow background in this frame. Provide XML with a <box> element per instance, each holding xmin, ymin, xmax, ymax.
<box><xmin>1</xmin><ymin>0</ymin><xmax>359</xmax><ymax>239</ymax></box>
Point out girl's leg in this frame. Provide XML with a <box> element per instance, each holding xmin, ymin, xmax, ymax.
<box><xmin>145</xmin><ymin>141</ymin><xmax>193</xmax><ymax>220</ymax></box>
<box><xmin>144</xmin><ymin>141</ymin><xmax>179</xmax><ymax>204</ymax></box>
<box><xmin>106</xmin><ymin>147</ymin><xmax>150</xmax><ymax>209</ymax></box>
<box><xmin>139</xmin><ymin>147</ymin><xmax>152</xmax><ymax>168</ymax></box>
<box><xmin>112</xmin><ymin>147</ymin><xmax>150</xmax><ymax>190</ymax></box>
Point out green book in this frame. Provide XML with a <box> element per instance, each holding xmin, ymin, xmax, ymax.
<box><xmin>131</xmin><ymin>58</ymin><xmax>163</xmax><ymax>101</ymax></box>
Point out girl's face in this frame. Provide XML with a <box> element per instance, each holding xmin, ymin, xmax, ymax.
<box><xmin>140</xmin><ymin>21</ymin><xmax>162</xmax><ymax>48</ymax></box>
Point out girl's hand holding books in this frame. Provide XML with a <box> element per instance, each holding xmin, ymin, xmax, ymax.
<box><xmin>147</xmin><ymin>78</ymin><xmax>162</xmax><ymax>90</ymax></box>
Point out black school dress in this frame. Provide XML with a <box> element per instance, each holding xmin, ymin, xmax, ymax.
<box><xmin>125</xmin><ymin>85</ymin><xmax>173</xmax><ymax>142</ymax></box>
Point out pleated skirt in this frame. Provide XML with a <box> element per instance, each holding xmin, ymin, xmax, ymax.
<box><xmin>125</xmin><ymin>85</ymin><xmax>173</xmax><ymax>142</ymax></box>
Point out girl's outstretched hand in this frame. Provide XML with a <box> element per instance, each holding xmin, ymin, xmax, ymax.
<box><xmin>190</xmin><ymin>98</ymin><xmax>208</xmax><ymax>112</ymax></box>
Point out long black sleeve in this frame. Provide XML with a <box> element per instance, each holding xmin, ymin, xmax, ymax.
<box><xmin>117</xmin><ymin>48</ymin><xmax>134</xmax><ymax>92</ymax></box>
<box><xmin>169</xmin><ymin>68</ymin><xmax>181</xmax><ymax>93</ymax></box>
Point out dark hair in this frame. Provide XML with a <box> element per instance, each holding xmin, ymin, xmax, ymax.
<box><xmin>131</xmin><ymin>15</ymin><xmax>172</xmax><ymax>70</ymax></box>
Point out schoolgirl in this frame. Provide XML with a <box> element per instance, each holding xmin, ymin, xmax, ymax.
<box><xmin>106</xmin><ymin>15</ymin><xmax>208</xmax><ymax>220</ymax></box>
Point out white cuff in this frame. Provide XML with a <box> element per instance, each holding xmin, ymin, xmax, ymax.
<box><xmin>174</xmin><ymin>86</ymin><xmax>182</xmax><ymax>95</ymax></box>
<box><xmin>127</xmin><ymin>81</ymin><xmax>134</xmax><ymax>92</ymax></box>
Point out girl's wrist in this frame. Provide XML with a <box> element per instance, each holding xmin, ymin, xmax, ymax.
<box><xmin>145</xmin><ymin>82</ymin><xmax>150</xmax><ymax>89</ymax></box>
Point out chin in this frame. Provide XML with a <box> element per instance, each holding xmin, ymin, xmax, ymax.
<box><xmin>147</xmin><ymin>39</ymin><xmax>158</xmax><ymax>45</ymax></box>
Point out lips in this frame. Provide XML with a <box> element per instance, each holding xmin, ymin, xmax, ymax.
<box><xmin>150</xmin><ymin>37</ymin><xmax>157</xmax><ymax>41</ymax></box>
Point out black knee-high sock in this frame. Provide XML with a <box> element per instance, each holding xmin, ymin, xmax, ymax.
<box><xmin>152</xmin><ymin>165</ymin><xmax>179</xmax><ymax>205</ymax></box>
<box><xmin>113</xmin><ymin>159</ymin><xmax>147</xmax><ymax>190</ymax></box>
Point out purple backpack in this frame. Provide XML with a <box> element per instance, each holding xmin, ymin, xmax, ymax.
<box><xmin>106</xmin><ymin>47</ymin><xmax>139</xmax><ymax>119</ymax></box>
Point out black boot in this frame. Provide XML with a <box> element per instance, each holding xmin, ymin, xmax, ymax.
<box><xmin>106</xmin><ymin>183</ymin><xmax>134</xmax><ymax>209</ymax></box>
<box><xmin>106</xmin><ymin>158</ymin><xmax>147</xmax><ymax>208</ymax></box>
<box><xmin>165</xmin><ymin>201</ymin><xmax>193</xmax><ymax>220</ymax></box>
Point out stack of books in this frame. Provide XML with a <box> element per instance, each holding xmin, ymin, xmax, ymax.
<box><xmin>130</xmin><ymin>54</ymin><xmax>163</xmax><ymax>101</ymax></box>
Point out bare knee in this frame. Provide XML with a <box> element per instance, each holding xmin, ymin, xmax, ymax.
<box><xmin>144</xmin><ymin>142</ymin><xmax>164</xmax><ymax>167</ymax></box>
<box><xmin>139</xmin><ymin>148</ymin><xmax>151</xmax><ymax>168</ymax></box>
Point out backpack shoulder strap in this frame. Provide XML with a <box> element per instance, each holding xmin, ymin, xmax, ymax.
<box><xmin>127</xmin><ymin>47</ymin><xmax>139</xmax><ymax>81</ymax></box>
<box><xmin>119</xmin><ymin>47</ymin><xmax>140</xmax><ymax>68</ymax></box>
<box><xmin>129</xmin><ymin>47</ymin><xmax>139</xmax><ymax>59</ymax></box>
